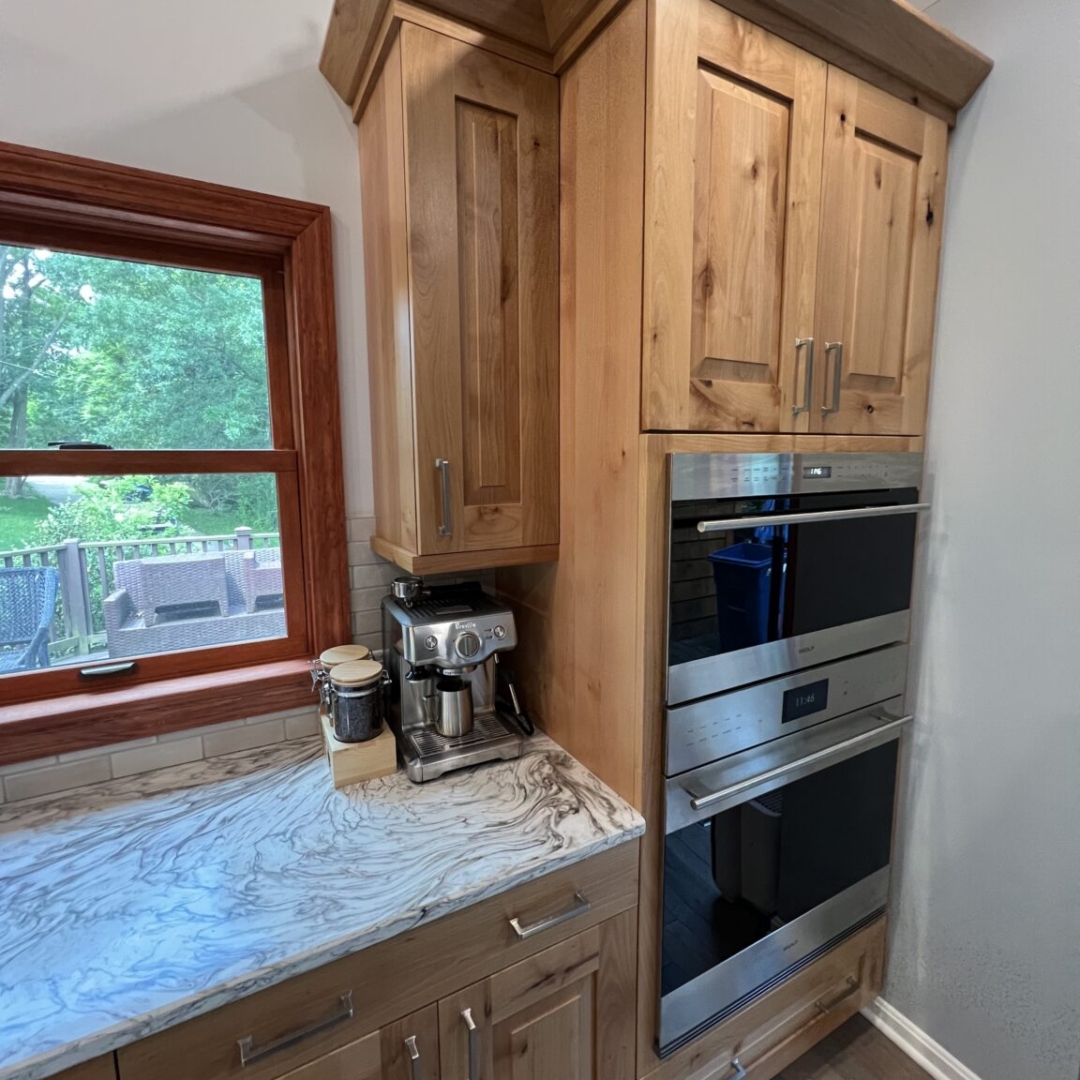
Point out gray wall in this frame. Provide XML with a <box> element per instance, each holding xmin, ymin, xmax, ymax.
<box><xmin>886</xmin><ymin>1</ymin><xmax>1080</xmax><ymax>1078</ymax></box>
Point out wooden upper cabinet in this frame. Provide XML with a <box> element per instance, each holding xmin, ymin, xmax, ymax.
<box><xmin>643</xmin><ymin>0</ymin><xmax>949</xmax><ymax>438</ymax></box>
<box><xmin>644</xmin><ymin>1</ymin><xmax>827</xmax><ymax>433</ymax></box>
<box><xmin>360</xmin><ymin>22</ymin><xmax>559</xmax><ymax>573</ymax></box>
<box><xmin>814</xmin><ymin>68</ymin><xmax>948</xmax><ymax>435</ymax></box>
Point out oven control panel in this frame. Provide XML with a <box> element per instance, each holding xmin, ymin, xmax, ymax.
<box><xmin>670</xmin><ymin>452</ymin><xmax>924</xmax><ymax>501</ymax></box>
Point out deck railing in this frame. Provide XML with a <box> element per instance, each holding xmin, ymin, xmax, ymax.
<box><xmin>0</xmin><ymin>527</ymin><xmax>280</xmax><ymax>660</ymax></box>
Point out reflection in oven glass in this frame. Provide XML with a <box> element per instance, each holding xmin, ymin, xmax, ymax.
<box><xmin>661</xmin><ymin>742</ymin><xmax>897</xmax><ymax>997</ymax></box>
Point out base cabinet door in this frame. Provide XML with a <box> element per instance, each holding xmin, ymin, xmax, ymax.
<box><xmin>812</xmin><ymin>68</ymin><xmax>948</xmax><ymax>437</ymax></box>
<box><xmin>438</xmin><ymin>913</ymin><xmax>636</xmax><ymax>1080</ymax></box>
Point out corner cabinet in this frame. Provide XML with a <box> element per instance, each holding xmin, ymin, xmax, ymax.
<box><xmin>643</xmin><ymin>0</ymin><xmax>948</xmax><ymax>437</ymax></box>
<box><xmin>359</xmin><ymin>23</ymin><xmax>559</xmax><ymax>573</ymax></box>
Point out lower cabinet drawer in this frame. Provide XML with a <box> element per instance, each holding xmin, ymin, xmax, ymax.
<box><xmin>644</xmin><ymin>917</ymin><xmax>886</xmax><ymax>1080</ymax></box>
<box><xmin>117</xmin><ymin>839</ymin><xmax>638</xmax><ymax>1080</ymax></box>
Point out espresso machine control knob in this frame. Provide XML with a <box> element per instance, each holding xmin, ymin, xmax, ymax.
<box><xmin>493</xmin><ymin>625</ymin><xmax>507</xmax><ymax>639</ymax></box>
<box><xmin>455</xmin><ymin>631</ymin><xmax>482</xmax><ymax>660</ymax></box>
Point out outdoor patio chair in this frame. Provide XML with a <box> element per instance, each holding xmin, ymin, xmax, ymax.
<box><xmin>0</xmin><ymin>565</ymin><xmax>59</xmax><ymax>673</ymax></box>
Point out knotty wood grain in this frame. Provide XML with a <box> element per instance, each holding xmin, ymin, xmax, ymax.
<box><xmin>359</xmin><ymin>37</ymin><xmax>418</xmax><ymax>555</ymax></box>
<box><xmin>814</xmin><ymin>69</ymin><xmax>948</xmax><ymax>437</ymax></box>
<box><xmin>498</xmin><ymin>0</ymin><xmax>647</xmax><ymax>809</ymax></box>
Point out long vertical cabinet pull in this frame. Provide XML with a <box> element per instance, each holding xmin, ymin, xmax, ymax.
<box><xmin>462</xmin><ymin>1008</ymin><xmax>479</xmax><ymax>1080</ymax></box>
<box><xmin>435</xmin><ymin>458</ymin><xmax>452</xmax><ymax>537</ymax></box>
<box><xmin>404</xmin><ymin>1035</ymin><xmax>422</xmax><ymax>1080</ymax></box>
<box><xmin>793</xmin><ymin>338</ymin><xmax>815</xmax><ymax>415</ymax></box>
<box><xmin>822</xmin><ymin>342</ymin><xmax>844</xmax><ymax>415</ymax></box>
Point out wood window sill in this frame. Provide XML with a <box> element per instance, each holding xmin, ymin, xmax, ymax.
<box><xmin>0</xmin><ymin>659</ymin><xmax>314</xmax><ymax>767</ymax></box>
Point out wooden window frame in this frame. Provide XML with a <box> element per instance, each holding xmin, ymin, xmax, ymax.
<box><xmin>0</xmin><ymin>141</ymin><xmax>350</xmax><ymax>766</ymax></box>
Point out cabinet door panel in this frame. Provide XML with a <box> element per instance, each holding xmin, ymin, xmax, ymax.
<box><xmin>814</xmin><ymin>68</ymin><xmax>948</xmax><ymax>435</ymax></box>
<box><xmin>645</xmin><ymin>0</ymin><xmax>826</xmax><ymax>433</ymax></box>
<box><xmin>438</xmin><ymin>913</ymin><xmax>636</xmax><ymax>1080</ymax></box>
<box><xmin>402</xmin><ymin>24</ymin><xmax>558</xmax><ymax>554</ymax></box>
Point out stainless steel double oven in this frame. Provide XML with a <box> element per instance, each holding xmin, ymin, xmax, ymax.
<box><xmin>659</xmin><ymin>453</ymin><xmax>925</xmax><ymax>1055</ymax></box>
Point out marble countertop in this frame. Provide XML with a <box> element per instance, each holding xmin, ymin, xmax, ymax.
<box><xmin>0</xmin><ymin>733</ymin><xmax>644</xmax><ymax>1080</ymax></box>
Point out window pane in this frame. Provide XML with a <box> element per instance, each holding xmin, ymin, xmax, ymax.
<box><xmin>0</xmin><ymin>246</ymin><xmax>271</xmax><ymax>450</ymax></box>
<box><xmin>0</xmin><ymin>474</ymin><xmax>286</xmax><ymax>674</ymax></box>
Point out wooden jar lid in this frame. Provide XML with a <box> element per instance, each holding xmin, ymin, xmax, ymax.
<box><xmin>330</xmin><ymin>658</ymin><xmax>383</xmax><ymax>687</ymax></box>
<box><xmin>320</xmin><ymin>644</ymin><xmax>372</xmax><ymax>667</ymax></box>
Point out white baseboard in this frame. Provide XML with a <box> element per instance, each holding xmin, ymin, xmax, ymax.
<box><xmin>862</xmin><ymin>998</ymin><xmax>984</xmax><ymax>1080</ymax></box>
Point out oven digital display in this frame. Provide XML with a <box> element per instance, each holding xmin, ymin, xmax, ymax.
<box><xmin>782</xmin><ymin>679</ymin><xmax>829</xmax><ymax>723</ymax></box>
<box><xmin>803</xmin><ymin>465</ymin><xmax>832</xmax><ymax>478</ymax></box>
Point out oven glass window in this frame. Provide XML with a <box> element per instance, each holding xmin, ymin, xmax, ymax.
<box><xmin>661</xmin><ymin>741</ymin><xmax>897</xmax><ymax>997</ymax></box>
<box><xmin>668</xmin><ymin>490</ymin><xmax>918</xmax><ymax>667</ymax></box>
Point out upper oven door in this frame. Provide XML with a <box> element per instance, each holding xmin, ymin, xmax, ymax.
<box><xmin>668</xmin><ymin>454</ymin><xmax>925</xmax><ymax>705</ymax></box>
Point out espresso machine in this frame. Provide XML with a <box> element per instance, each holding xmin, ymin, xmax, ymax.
<box><xmin>381</xmin><ymin>577</ymin><xmax>532</xmax><ymax>782</ymax></box>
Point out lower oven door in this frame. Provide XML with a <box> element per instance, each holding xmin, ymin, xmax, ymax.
<box><xmin>659</xmin><ymin>703</ymin><xmax>910</xmax><ymax>1056</ymax></box>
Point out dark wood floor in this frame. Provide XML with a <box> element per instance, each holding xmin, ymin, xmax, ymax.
<box><xmin>775</xmin><ymin>1016</ymin><xmax>932</xmax><ymax>1080</ymax></box>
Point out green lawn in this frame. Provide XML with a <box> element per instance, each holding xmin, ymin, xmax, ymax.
<box><xmin>0</xmin><ymin>496</ymin><xmax>272</xmax><ymax>553</ymax></box>
<box><xmin>0</xmin><ymin>495</ymin><xmax>51</xmax><ymax>552</ymax></box>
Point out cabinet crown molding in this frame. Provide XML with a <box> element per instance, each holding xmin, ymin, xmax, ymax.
<box><xmin>321</xmin><ymin>0</ymin><xmax>991</xmax><ymax>124</ymax></box>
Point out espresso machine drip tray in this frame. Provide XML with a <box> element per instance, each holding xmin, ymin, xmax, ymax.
<box><xmin>398</xmin><ymin>711</ymin><xmax>525</xmax><ymax>783</ymax></box>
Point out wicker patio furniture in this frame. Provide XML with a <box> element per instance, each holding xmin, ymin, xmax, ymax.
<box><xmin>114</xmin><ymin>553</ymin><xmax>231</xmax><ymax>626</ymax></box>
<box><xmin>240</xmin><ymin>548</ymin><xmax>283</xmax><ymax>612</ymax></box>
<box><xmin>0</xmin><ymin>565</ymin><xmax>59</xmax><ymax>673</ymax></box>
<box><xmin>103</xmin><ymin>548</ymin><xmax>286</xmax><ymax>659</ymax></box>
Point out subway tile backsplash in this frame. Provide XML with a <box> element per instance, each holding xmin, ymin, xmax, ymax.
<box><xmin>0</xmin><ymin>516</ymin><xmax>393</xmax><ymax>805</ymax></box>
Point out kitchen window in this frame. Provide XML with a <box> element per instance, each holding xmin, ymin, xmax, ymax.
<box><xmin>0</xmin><ymin>141</ymin><xmax>349</xmax><ymax>761</ymax></box>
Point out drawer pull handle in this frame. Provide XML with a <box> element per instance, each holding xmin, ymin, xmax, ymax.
<box><xmin>405</xmin><ymin>1034</ymin><xmax>421</xmax><ymax>1080</ymax></box>
<box><xmin>462</xmin><ymin>1007</ymin><xmax>479</xmax><ymax>1080</ymax></box>
<box><xmin>729</xmin><ymin>1059</ymin><xmax>747</xmax><ymax>1080</ymax></box>
<box><xmin>509</xmin><ymin>891</ymin><xmax>591</xmax><ymax>940</ymax></box>
<box><xmin>236</xmin><ymin>990</ymin><xmax>354</xmax><ymax>1067</ymax></box>
<box><xmin>815</xmin><ymin>977</ymin><xmax>861</xmax><ymax>1016</ymax></box>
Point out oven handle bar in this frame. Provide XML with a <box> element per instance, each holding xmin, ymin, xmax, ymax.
<box><xmin>688</xmin><ymin>714</ymin><xmax>913</xmax><ymax>812</ymax></box>
<box><xmin>696</xmin><ymin>502</ymin><xmax>930</xmax><ymax>534</ymax></box>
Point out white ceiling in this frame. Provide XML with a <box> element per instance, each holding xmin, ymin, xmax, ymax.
<box><xmin>908</xmin><ymin>0</ymin><xmax>941</xmax><ymax>9</ymax></box>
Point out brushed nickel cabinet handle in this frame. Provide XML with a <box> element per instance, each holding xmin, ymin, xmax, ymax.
<box><xmin>822</xmin><ymin>341</ymin><xmax>843</xmax><ymax>415</ymax></box>
<box><xmin>462</xmin><ymin>1007</ymin><xmax>479</xmax><ymax>1080</ymax></box>
<box><xmin>405</xmin><ymin>1034</ymin><xmax>421</xmax><ymax>1080</ymax></box>
<box><xmin>815</xmin><ymin>976</ymin><xmax>860</xmax><ymax>1015</ymax></box>
<box><xmin>436</xmin><ymin>458</ymin><xmax>452</xmax><ymax>537</ymax></box>
<box><xmin>509</xmin><ymin>891</ymin><xmax>591</xmax><ymax>940</ymax></box>
<box><xmin>792</xmin><ymin>337</ymin><xmax>815</xmax><ymax>415</ymax></box>
<box><xmin>729</xmin><ymin>1058</ymin><xmax>747</xmax><ymax>1080</ymax></box>
<box><xmin>237</xmin><ymin>990</ymin><xmax>353</xmax><ymax>1066</ymax></box>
